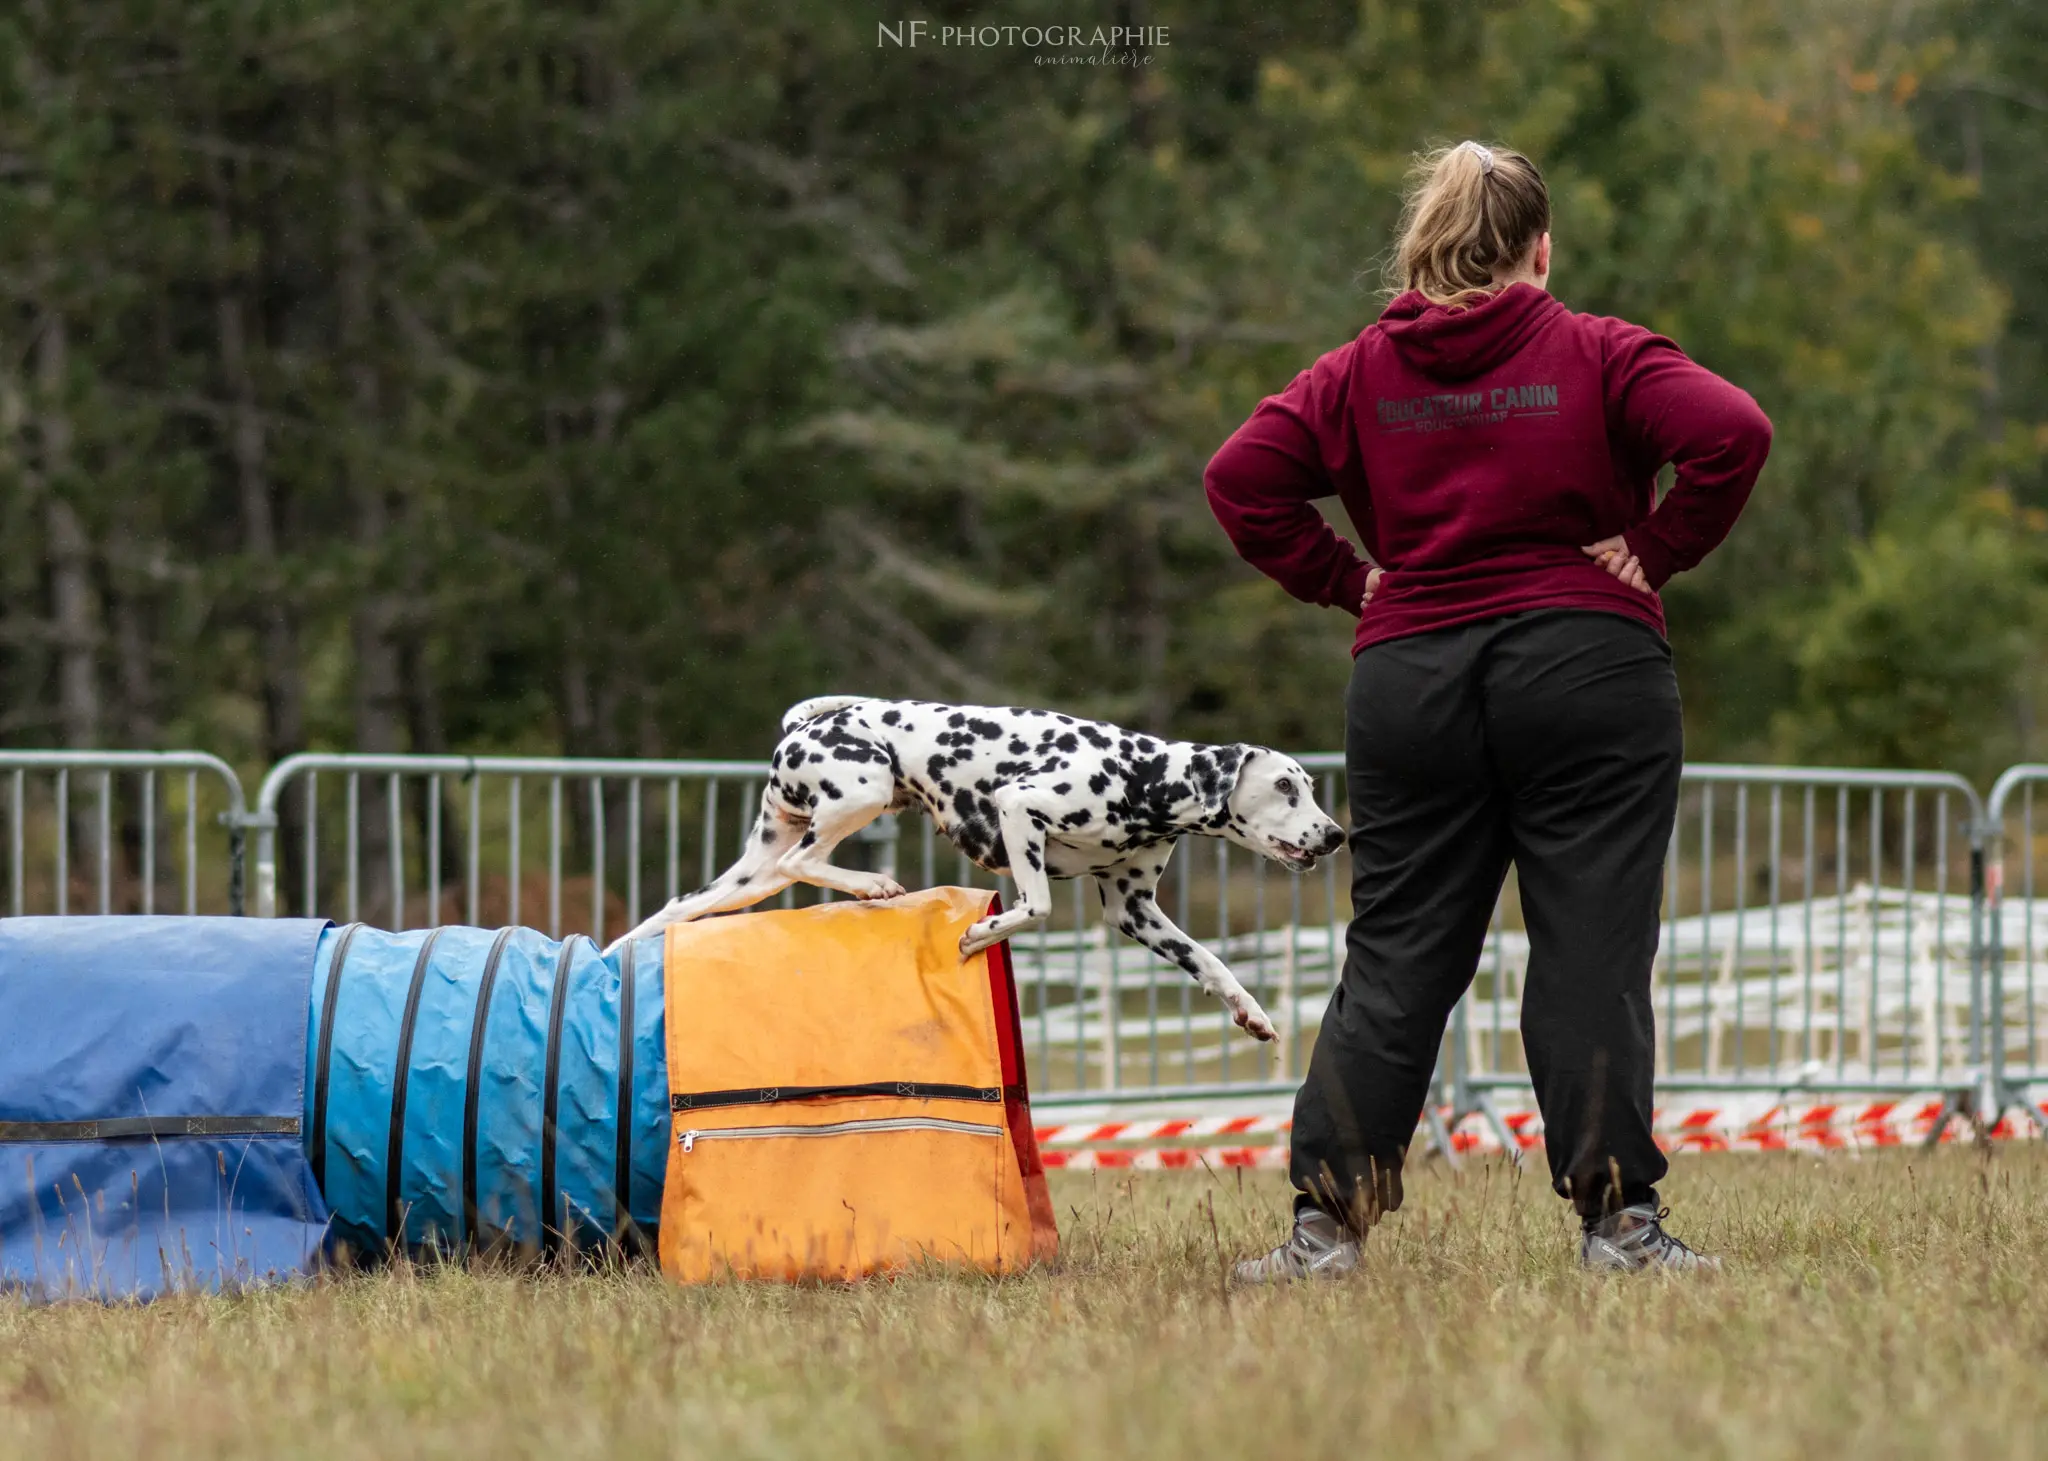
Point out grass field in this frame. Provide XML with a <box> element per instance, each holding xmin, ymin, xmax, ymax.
<box><xmin>4</xmin><ymin>1148</ymin><xmax>2047</xmax><ymax>1460</ymax></box>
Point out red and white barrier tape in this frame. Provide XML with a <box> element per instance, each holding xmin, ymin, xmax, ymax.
<box><xmin>1034</xmin><ymin>1096</ymin><xmax>2038</xmax><ymax>1166</ymax></box>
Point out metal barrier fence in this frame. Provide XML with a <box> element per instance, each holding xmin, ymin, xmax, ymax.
<box><xmin>0</xmin><ymin>751</ymin><xmax>251</xmax><ymax>916</ymax></box>
<box><xmin>1985</xmin><ymin>766</ymin><xmax>2048</xmax><ymax>1127</ymax></box>
<box><xmin>1</xmin><ymin>747</ymin><xmax>2027</xmax><ymax>1126</ymax></box>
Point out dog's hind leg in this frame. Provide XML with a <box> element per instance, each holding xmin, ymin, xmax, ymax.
<box><xmin>602</xmin><ymin>801</ymin><xmax>801</xmax><ymax>954</ymax></box>
<box><xmin>958</xmin><ymin>787</ymin><xmax>1058</xmax><ymax>958</ymax></box>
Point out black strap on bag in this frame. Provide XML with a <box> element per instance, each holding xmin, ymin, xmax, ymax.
<box><xmin>670</xmin><ymin>1081</ymin><xmax>1008</xmax><ymax>1112</ymax></box>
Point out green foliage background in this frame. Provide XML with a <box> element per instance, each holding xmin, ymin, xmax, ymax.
<box><xmin>1</xmin><ymin>0</ymin><xmax>2042</xmax><ymax>780</ymax></box>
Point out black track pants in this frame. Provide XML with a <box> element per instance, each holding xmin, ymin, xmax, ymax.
<box><xmin>1290</xmin><ymin>610</ymin><xmax>1681</xmax><ymax>1225</ymax></box>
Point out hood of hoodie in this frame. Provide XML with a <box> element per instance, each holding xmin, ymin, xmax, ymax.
<box><xmin>1376</xmin><ymin>282</ymin><xmax>1564</xmax><ymax>382</ymax></box>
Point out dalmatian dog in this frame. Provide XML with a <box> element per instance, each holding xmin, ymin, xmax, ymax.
<box><xmin>605</xmin><ymin>695</ymin><xmax>1345</xmax><ymax>1041</ymax></box>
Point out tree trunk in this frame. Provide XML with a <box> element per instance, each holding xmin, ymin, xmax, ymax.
<box><xmin>337</xmin><ymin>93</ymin><xmax>404</xmax><ymax>760</ymax></box>
<box><xmin>210</xmin><ymin>149</ymin><xmax>310</xmax><ymax>906</ymax></box>
<box><xmin>36</xmin><ymin>314</ymin><xmax>100</xmax><ymax>752</ymax></box>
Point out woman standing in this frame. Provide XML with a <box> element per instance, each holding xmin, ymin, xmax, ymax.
<box><xmin>1206</xmin><ymin>141</ymin><xmax>1771</xmax><ymax>1278</ymax></box>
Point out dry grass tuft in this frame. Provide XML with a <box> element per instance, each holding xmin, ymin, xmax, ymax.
<box><xmin>2</xmin><ymin>1148</ymin><xmax>2044</xmax><ymax>1459</ymax></box>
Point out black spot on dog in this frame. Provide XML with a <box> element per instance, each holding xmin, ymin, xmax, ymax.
<box><xmin>967</xmin><ymin>718</ymin><xmax>1004</xmax><ymax>740</ymax></box>
<box><xmin>1009</xmin><ymin>738</ymin><xmax>1029</xmax><ymax>755</ymax></box>
<box><xmin>798</xmin><ymin>831</ymin><xmax>817</xmax><ymax>848</ymax></box>
<box><xmin>760</xmin><ymin>827</ymin><xmax>777</xmax><ymax>845</ymax></box>
<box><xmin>818</xmin><ymin>779</ymin><xmax>843</xmax><ymax>801</ymax></box>
<box><xmin>1080</xmin><ymin>725</ymin><xmax>1112</xmax><ymax>749</ymax></box>
<box><xmin>1089</xmin><ymin>772</ymin><xmax>1111</xmax><ymax>796</ymax></box>
<box><xmin>881</xmin><ymin>708</ymin><xmax>901</xmax><ymax>726</ymax></box>
<box><xmin>1051</xmin><ymin>782</ymin><xmax>1070</xmax><ymax>796</ymax></box>
<box><xmin>786</xmin><ymin>746</ymin><xmax>806</xmax><ymax>768</ymax></box>
<box><xmin>927</xmin><ymin>754</ymin><xmax>950</xmax><ymax>783</ymax></box>
<box><xmin>948</xmin><ymin>712</ymin><xmax>966</xmax><ymax>728</ymax></box>
<box><xmin>1055</xmin><ymin>733</ymin><xmax>1079</xmax><ymax>753</ymax></box>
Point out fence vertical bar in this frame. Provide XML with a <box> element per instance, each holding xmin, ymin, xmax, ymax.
<box><xmin>1697</xmin><ymin>783</ymin><xmax>1712</xmax><ymax>1074</ymax></box>
<box><xmin>548</xmin><ymin>778</ymin><xmax>562</xmax><ymax>937</ymax></box>
<box><xmin>388</xmin><ymin>774</ymin><xmax>405</xmax><ymax>932</ymax></box>
<box><xmin>1768</xmin><ymin>785</ymin><xmax>1782</xmax><ymax>1074</ymax></box>
<box><xmin>1492</xmin><ymin>896</ymin><xmax>1508</xmax><ymax>1073</ymax></box>
<box><xmin>1104</xmin><ymin>880</ymin><xmax>1121</xmax><ymax>1092</ymax></box>
<box><xmin>1835</xmin><ymin>788</ymin><xmax>1849</xmax><ymax>1080</ymax></box>
<box><xmin>9</xmin><ymin>770</ymin><xmax>20</xmax><ymax>916</ymax></box>
<box><xmin>1179</xmin><ymin>839</ymin><xmax>1194</xmax><ymax>1085</ymax></box>
<box><xmin>1801</xmin><ymin>787</ymin><xmax>1815</xmax><ymax>1067</ymax></box>
<box><xmin>54</xmin><ymin>769</ymin><xmax>68</xmax><ymax>917</ymax></box>
<box><xmin>300</xmin><ymin>773</ymin><xmax>318</xmax><ymax>919</ymax></box>
<box><xmin>185</xmin><ymin>772</ymin><xmax>198</xmax><ymax>916</ymax></box>
<box><xmin>508</xmin><ymin>779</ymin><xmax>522</xmax><ymax>929</ymax></box>
<box><xmin>96</xmin><ymin>771</ymin><xmax>111</xmax><ymax>914</ymax></box>
<box><xmin>141</xmin><ymin>771</ymin><xmax>155</xmax><ymax>916</ymax></box>
<box><xmin>1216</xmin><ymin>838</ymin><xmax>1231</xmax><ymax>1086</ymax></box>
<box><xmin>1934</xmin><ymin>793</ymin><xmax>1949</xmax><ymax>1080</ymax></box>
<box><xmin>1731</xmin><ymin>785</ymin><xmax>1748</xmax><ymax>1079</ymax></box>
<box><xmin>428</xmin><ymin>775</ymin><xmax>442</xmax><ymax>925</ymax></box>
<box><xmin>1868</xmin><ymin>789</ymin><xmax>1883</xmax><ymax>1075</ymax></box>
<box><xmin>700</xmin><ymin>780</ymin><xmax>718</xmax><ymax>893</ymax></box>
<box><xmin>591</xmin><ymin>778</ymin><xmax>606</xmax><ymax>945</ymax></box>
<box><xmin>627</xmin><ymin>780</ymin><xmax>641</xmax><ymax>928</ymax></box>
<box><xmin>920</xmin><ymin>817</ymin><xmax>935</xmax><ymax>891</ymax></box>
<box><xmin>345</xmin><ymin>774</ymin><xmax>360</xmax><ymax>923</ymax></box>
<box><xmin>1663</xmin><ymin>806</ymin><xmax>1679</xmax><ymax>1076</ymax></box>
<box><xmin>665</xmin><ymin>780</ymin><xmax>680</xmax><ymax>902</ymax></box>
<box><xmin>466</xmin><ymin>775</ymin><xmax>481</xmax><ymax>927</ymax></box>
<box><xmin>2029</xmin><ymin>784</ymin><xmax>2039</xmax><ymax>1071</ymax></box>
<box><xmin>1072</xmin><ymin>877</ymin><xmax>1087</xmax><ymax>1090</ymax></box>
<box><xmin>1253</xmin><ymin>856</ymin><xmax>1268</xmax><ymax>1081</ymax></box>
<box><xmin>1903</xmin><ymin>791</ymin><xmax>1917</xmax><ymax>1076</ymax></box>
<box><xmin>1036</xmin><ymin>890</ymin><xmax>1051</xmax><ymax>1092</ymax></box>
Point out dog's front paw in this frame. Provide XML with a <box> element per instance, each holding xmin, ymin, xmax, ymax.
<box><xmin>858</xmin><ymin>876</ymin><xmax>908</xmax><ymax>902</ymax></box>
<box><xmin>1229</xmin><ymin>995</ymin><xmax>1278</xmax><ymax>1043</ymax></box>
<box><xmin>958</xmin><ymin>919</ymin><xmax>1003</xmax><ymax>959</ymax></box>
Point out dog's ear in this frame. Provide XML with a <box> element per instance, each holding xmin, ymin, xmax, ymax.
<box><xmin>1194</xmin><ymin>744</ymin><xmax>1258</xmax><ymax>826</ymax></box>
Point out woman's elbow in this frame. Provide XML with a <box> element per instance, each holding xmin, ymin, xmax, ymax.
<box><xmin>1737</xmin><ymin>397</ymin><xmax>1774</xmax><ymax>473</ymax></box>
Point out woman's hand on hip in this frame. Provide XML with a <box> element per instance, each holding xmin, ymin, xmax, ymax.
<box><xmin>1581</xmin><ymin>536</ymin><xmax>1651</xmax><ymax>595</ymax></box>
<box><xmin>1360</xmin><ymin>566</ymin><xmax>1385</xmax><ymax>613</ymax></box>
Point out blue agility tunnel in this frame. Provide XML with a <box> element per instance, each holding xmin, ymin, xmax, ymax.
<box><xmin>0</xmin><ymin>917</ymin><xmax>669</xmax><ymax>1300</ymax></box>
<box><xmin>309</xmin><ymin>923</ymin><xmax>668</xmax><ymax>1256</ymax></box>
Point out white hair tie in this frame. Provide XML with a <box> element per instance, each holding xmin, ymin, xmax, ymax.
<box><xmin>1461</xmin><ymin>140</ymin><xmax>1496</xmax><ymax>175</ymax></box>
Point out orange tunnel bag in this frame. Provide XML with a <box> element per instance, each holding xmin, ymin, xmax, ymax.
<box><xmin>660</xmin><ymin>887</ymin><xmax>1057</xmax><ymax>1282</ymax></box>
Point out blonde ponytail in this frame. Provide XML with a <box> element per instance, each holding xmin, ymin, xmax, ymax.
<box><xmin>1388</xmin><ymin>140</ymin><xmax>1551</xmax><ymax>309</ymax></box>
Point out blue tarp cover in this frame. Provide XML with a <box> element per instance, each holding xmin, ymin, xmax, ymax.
<box><xmin>0</xmin><ymin>916</ymin><xmax>331</xmax><ymax>1301</ymax></box>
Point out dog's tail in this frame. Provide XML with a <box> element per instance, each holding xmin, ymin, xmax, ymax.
<box><xmin>780</xmin><ymin>694</ymin><xmax>874</xmax><ymax>735</ymax></box>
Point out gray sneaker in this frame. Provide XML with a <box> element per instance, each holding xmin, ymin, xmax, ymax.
<box><xmin>1232</xmin><ymin>1207</ymin><xmax>1361</xmax><ymax>1285</ymax></box>
<box><xmin>1580</xmin><ymin>1204</ymin><xmax>1720</xmax><ymax>1273</ymax></box>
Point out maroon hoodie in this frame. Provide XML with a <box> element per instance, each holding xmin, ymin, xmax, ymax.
<box><xmin>1204</xmin><ymin>283</ymin><xmax>1772</xmax><ymax>653</ymax></box>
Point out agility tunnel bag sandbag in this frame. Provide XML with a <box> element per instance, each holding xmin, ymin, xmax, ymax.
<box><xmin>661</xmin><ymin>886</ymin><xmax>1057</xmax><ymax>1283</ymax></box>
<box><xmin>0</xmin><ymin>917</ymin><xmax>331</xmax><ymax>1301</ymax></box>
<box><xmin>308</xmin><ymin>923</ymin><xmax>670</xmax><ymax>1256</ymax></box>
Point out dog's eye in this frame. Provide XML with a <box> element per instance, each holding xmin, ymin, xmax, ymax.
<box><xmin>1275</xmin><ymin>778</ymin><xmax>1293</xmax><ymax>795</ymax></box>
